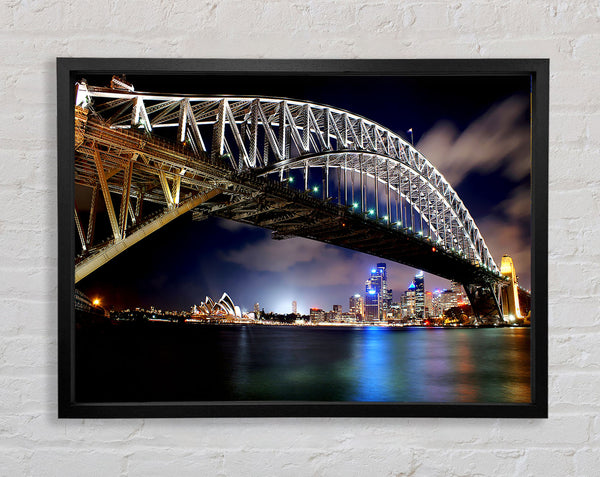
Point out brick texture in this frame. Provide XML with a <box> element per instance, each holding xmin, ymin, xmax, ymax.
<box><xmin>1</xmin><ymin>1</ymin><xmax>599</xmax><ymax>475</ymax></box>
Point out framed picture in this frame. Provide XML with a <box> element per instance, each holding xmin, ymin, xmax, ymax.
<box><xmin>58</xmin><ymin>59</ymin><xmax>548</xmax><ymax>418</ymax></box>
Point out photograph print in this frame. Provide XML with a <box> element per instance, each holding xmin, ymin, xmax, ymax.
<box><xmin>61</xmin><ymin>59</ymin><xmax>547</xmax><ymax>417</ymax></box>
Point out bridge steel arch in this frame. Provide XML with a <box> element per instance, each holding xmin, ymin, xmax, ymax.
<box><xmin>73</xmin><ymin>79</ymin><xmax>510</xmax><ymax>321</ymax></box>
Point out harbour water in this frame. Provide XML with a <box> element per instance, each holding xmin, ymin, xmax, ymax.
<box><xmin>76</xmin><ymin>323</ymin><xmax>530</xmax><ymax>403</ymax></box>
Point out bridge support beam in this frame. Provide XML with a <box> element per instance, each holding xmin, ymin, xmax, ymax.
<box><xmin>75</xmin><ymin>188</ymin><xmax>222</xmax><ymax>283</ymax></box>
<box><xmin>463</xmin><ymin>282</ymin><xmax>504</xmax><ymax>324</ymax></box>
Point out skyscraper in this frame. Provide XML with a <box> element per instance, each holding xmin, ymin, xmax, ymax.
<box><xmin>425</xmin><ymin>291</ymin><xmax>433</xmax><ymax>318</ymax></box>
<box><xmin>404</xmin><ymin>283</ymin><xmax>416</xmax><ymax>317</ymax></box>
<box><xmin>292</xmin><ymin>300</ymin><xmax>297</xmax><ymax>315</ymax></box>
<box><xmin>414</xmin><ymin>271</ymin><xmax>425</xmax><ymax>320</ymax></box>
<box><xmin>364</xmin><ymin>263</ymin><xmax>393</xmax><ymax>320</ymax></box>
<box><xmin>349</xmin><ymin>294</ymin><xmax>364</xmax><ymax>319</ymax></box>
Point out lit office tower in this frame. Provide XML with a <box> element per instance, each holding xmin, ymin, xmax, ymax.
<box><xmin>364</xmin><ymin>263</ymin><xmax>393</xmax><ymax>320</ymax></box>
<box><xmin>292</xmin><ymin>300</ymin><xmax>297</xmax><ymax>315</ymax></box>
<box><xmin>332</xmin><ymin>304</ymin><xmax>342</xmax><ymax>321</ymax></box>
<box><xmin>254</xmin><ymin>302</ymin><xmax>260</xmax><ymax>316</ymax></box>
<box><xmin>450</xmin><ymin>281</ymin><xmax>467</xmax><ymax>306</ymax></box>
<box><xmin>349</xmin><ymin>294</ymin><xmax>364</xmax><ymax>319</ymax></box>
<box><xmin>414</xmin><ymin>271</ymin><xmax>425</xmax><ymax>320</ymax></box>
<box><xmin>404</xmin><ymin>283</ymin><xmax>416</xmax><ymax>317</ymax></box>
<box><xmin>425</xmin><ymin>291</ymin><xmax>433</xmax><ymax>318</ymax></box>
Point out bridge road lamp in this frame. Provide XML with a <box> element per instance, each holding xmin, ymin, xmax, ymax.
<box><xmin>407</xmin><ymin>128</ymin><xmax>414</xmax><ymax>145</ymax></box>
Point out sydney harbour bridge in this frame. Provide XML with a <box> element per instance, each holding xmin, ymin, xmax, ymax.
<box><xmin>73</xmin><ymin>76</ymin><xmax>529</xmax><ymax>323</ymax></box>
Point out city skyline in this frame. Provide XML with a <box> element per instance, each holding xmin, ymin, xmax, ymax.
<box><xmin>95</xmin><ymin>263</ymin><xmax>463</xmax><ymax>317</ymax></box>
<box><xmin>77</xmin><ymin>74</ymin><xmax>531</xmax><ymax>315</ymax></box>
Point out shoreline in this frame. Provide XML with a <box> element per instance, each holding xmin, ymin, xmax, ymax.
<box><xmin>109</xmin><ymin>317</ymin><xmax>530</xmax><ymax>330</ymax></box>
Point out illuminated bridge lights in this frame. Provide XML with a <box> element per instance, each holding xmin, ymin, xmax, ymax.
<box><xmin>76</xmin><ymin>82</ymin><xmax>499</xmax><ymax>277</ymax></box>
<box><xmin>72</xmin><ymin>80</ymin><xmax>521</xmax><ymax>322</ymax></box>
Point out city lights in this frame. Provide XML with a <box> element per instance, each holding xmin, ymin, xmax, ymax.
<box><xmin>83</xmin><ymin>257</ymin><xmax>527</xmax><ymax>333</ymax></box>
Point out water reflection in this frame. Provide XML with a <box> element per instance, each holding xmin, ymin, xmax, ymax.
<box><xmin>228</xmin><ymin>326</ymin><xmax>532</xmax><ymax>402</ymax></box>
<box><xmin>77</xmin><ymin>323</ymin><xmax>531</xmax><ymax>403</ymax></box>
<box><xmin>352</xmin><ymin>326</ymin><xmax>396</xmax><ymax>401</ymax></box>
<box><xmin>454</xmin><ymin>332</ymin><xmax>479</xmax><ymax>402</ymax></box>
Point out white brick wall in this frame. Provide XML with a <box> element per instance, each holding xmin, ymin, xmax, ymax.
<box><xmin>1</xmin><ymin>1</ymin><xmax>598</xmax><ymax>475</ymax></box>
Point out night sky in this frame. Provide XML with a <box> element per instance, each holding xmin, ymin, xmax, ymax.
<box><xmin>77</xmin><ymin>73</ymin><xmax>531</xmax><ymax>314</ymax></box>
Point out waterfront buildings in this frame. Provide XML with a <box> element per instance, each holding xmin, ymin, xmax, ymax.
<box><xmin>349</xmin><ymin>294</ymin><xmax>364</xmax><ymax>319</ymax></box>
<box><xmin>402</xmin><ymin>282</ymin><xmax>416</xmax><ymax>318</ymax></box>
<box><xmin>450</xmin><ymin>281</ymin><xmax>468</xmax><ymax>305</ymax></box>
<box><xmin>332</xmin><ymin>304</ymin><xmax>342</xmax><ymax>321</ymax></box>
<box><xmin>399</xmin><ymin>271</ymin><xmax>426</xmax><ymax>321</ymax></box>
<box><xmin>364</xmin><ymin>263</ymin><xmax>393</xmax><ymax>320</ymax></box>
<box><xmin>310</xmin><ymin>308</ymin><xmax>325</xmax><ymax>323</ymax></box>
<box><xmin>430</xmin><ymin>281</ymin><xmax>469</xmax><ymax>318</ymax></box>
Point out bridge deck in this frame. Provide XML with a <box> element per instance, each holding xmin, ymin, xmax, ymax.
<box><xmin>202</xmin><ymin>170</ymin><xmax>503</xmax><ymax>287</ymax></box>
<box><xmin>75</xmin><ymin>113</ymin><xmax>503</xmax><ymax>287</ymax></box>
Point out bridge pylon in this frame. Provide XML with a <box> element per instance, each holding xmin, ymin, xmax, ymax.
<box><xmin>499</xmin><ymin>254</ymin><xmax>523</xmax><ymax>323</ymax></box>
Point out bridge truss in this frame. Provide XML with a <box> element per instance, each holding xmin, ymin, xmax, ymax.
<box><xmin>73</xmin><ymin>77</ymin><xmax>517</xmax><ymax>322</ymax></box>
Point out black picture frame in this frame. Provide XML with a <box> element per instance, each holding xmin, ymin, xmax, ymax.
<box><xmin>58</xmin><ymin>58</ymin><xmax>548</xmax><ymax>418</ymax></box>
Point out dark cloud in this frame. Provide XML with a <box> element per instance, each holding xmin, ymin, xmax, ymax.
<box><xmin>417</xmin><ymin>96</ymin><xmax>530</xmax><ymax>186</ymax></box>
<box><xmin>221</xmin><ymin>235</ymin><xmax>337</xmax><ymax>275</ymax></box>
<box><xmin>496</xmin><ymin>184</ymin><xmax>531</xmax><ymax>222</ymax></box>
<box><xmin>221</xmin><ymin>235</ymin><xmax>377</xmax><ymax>287</ymax></box>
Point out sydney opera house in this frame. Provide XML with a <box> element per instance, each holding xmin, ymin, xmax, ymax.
<box><xmin>190</xmin><ymin>293</ymin><xmax>243</xmax><ymax>321</ymax></box>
